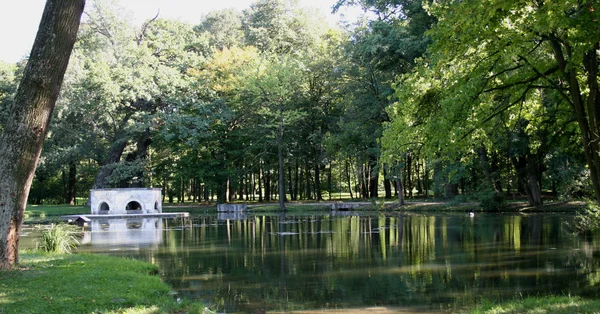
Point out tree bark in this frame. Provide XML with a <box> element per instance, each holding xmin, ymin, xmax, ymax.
<box><xmin>0</xmin><ymin>0</ymin><xmax>85</xmax><ymax>270</ymax></box>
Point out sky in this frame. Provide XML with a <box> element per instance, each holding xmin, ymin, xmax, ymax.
<box><xmin>0</xmin><ymin>0</ymin><xmax>362</xmax><ymax>64</ymax></box>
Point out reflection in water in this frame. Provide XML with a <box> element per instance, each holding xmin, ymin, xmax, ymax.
<box><xmin>75</xmin><ymin>213</ymin><xmax>600</xmax><ymax>313</ymax></box>
<box><xmin>80</xmin><ymin>218</ymin><xmax>163</xmax><ymax>248</ymax></box>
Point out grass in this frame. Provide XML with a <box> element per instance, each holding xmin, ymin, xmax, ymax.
<box><xmin>23</xmin><ymin>198</ymin><xmax>586</xmax><ymax>222</ymax></box>
<box><xmin>24</xmin><ymin>205</ymin><xmax>88</xmax><ymax>224</ymax></box>
<box><xmin>39</xmin><ymin>224</ymin><xmax>81</xmax><ymax>253</ymax></box>
<box><xmin>470</xmin><ymin>295</ymin><xmax>600</xmax><ymax>314</ymax></box>
<box><xmin>0</xmin><ymin>251</ymin><xmax>209</xmax><ymax>314</ymax></box>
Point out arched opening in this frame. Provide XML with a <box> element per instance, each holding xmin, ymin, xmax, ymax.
<box><xmin>154</xmin><ymin>201</ymin><xmax>159</xmax><ymax>211</ymax></box>
<box><xmin>126</xmin><ymin>201</ymin><xmax>142</xmax><ymax>212</ymax></box>
<box><xmin>98</xmin><ymin>202</ymin><xmax>110</xmax><ymax>214</ymax></box>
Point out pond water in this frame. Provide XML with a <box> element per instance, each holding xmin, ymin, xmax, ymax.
<box><xmin>22</xmin><ymin>212</ymin><xmax>600</xmax><ymax>313</ymax></box>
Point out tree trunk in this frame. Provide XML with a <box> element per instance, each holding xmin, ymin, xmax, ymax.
<box><xmin>478</xmin><ymin>146</ymin><xmax>497</xmax><ymax>193</ymax></box>
<box><xmin>0</xmin><ymin>0</ymin><xmax>85</xmax><ymax>270</ymax></box>
<box><xmin>277</xmin><ymin>114</ymin><xmax>286</xmax><ymax>210</ymax></box>
<box><xmin>315</xmin><ymin>161</ymin><xmax>322</xmax><ymax>201</ymax></box>
<box><xmin>91</xmin><ymin>137</ymin><xmax>128</xmax><ymax>189</ymax></box>
<box><xmin>67</xmin><ymin>161</ymin><xmax>77</xmax><ymax>205</ymax></box>
<box><xmin>362</xmin><ymin>163</ymin><xmax>369</xmax><ymax>199</ymax></box>
<box><xmin>396</xmin><ymin>163</ymin><xmax>405</xmax><ymax>206</ymax></box>
<box><xmin>258</xmin><ymin>162</ymin><xmax>263</xmax><ymax>202</ymax></box>
<box><xmin>407</xmin><ymin>152</ymin><xmax>413</xmax><ymax>198</ymax></box>
<box><xmin>550</xmin><ymin>40</ymin><xmax>600</xmax><ymax>204</ymax></box>
<box><xmin>383</xmin><ymin>164</ymin><xmax>392</xmax><ymax>199</ymax></box>
<box><xmin>287</xmin><ymin>164</ymin><xmax>294</xmax><ymax>201</ymax></box>
<box><xmin>327</xmin><ymin>162</ymin><xmax>332</xmax><ymax>201</ymax></box>
<box><xmin>293</xmin><ymin>160</ymin><xmax>299</xmax><ymax>201</ymax></box>
<box><xmin>345</xmin><ymin>159</ymin><xmax>353</xmax><ymax>199</ymax></box>
<box><xmin>368</xmin><ymin>156</ymin><xmax>379</xmax><ymax>199</ymax></box>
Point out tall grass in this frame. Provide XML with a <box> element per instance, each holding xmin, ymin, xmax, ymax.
<box><xmin>37</xmin><ymin>223</ymin><xmax>81</xmax><ymax>253</ymax></box>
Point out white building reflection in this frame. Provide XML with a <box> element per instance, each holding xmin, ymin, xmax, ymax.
<box><xmin>81</xmin><ymin>218</ymin><xmax>163</xmax><ymax>248</ymax></box>
<box><xmin>217</xmin><ymin>212</ymin><xmax>248</xmax><ymax>221</ymax></box>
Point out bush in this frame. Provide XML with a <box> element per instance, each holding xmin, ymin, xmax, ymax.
<box><xmin>477</xmin><ymin>191</ymin><xmax>506</xmax><ymax>212</ymax></box>
<box><xmin>37</xmin><ymin>223</ymin><xmax>81</xmax><ymax>253</ymax></box>
<box><xmin>571</xmin><ymin>201</ymin><xmax>600</xmax><ymax>235</ymax></box>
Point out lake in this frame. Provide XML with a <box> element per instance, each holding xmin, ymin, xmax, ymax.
<box><xmin>22</xmin><ymin>212</ymin><xmax>600</xmax><ymax>313</ymax></box>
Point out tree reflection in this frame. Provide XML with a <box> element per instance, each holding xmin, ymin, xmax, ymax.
<box><xmin>98</xmin><ymin>213</ymin><xmax>600</xmax><ymax>313</ymax></box>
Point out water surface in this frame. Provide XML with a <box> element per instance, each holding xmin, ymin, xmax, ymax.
<box><xmin>25</xmin><ymin>212</ymin><xmax>600</xmax><ymax>313</ymax></box>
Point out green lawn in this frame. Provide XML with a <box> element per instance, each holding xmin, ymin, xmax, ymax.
<box><xmin>469</xmin><ymin>296</ymin><xmax>600</xmax><ymax>314</ymax></box>
<box><xmin>0</xmin><ymin>252</ymin><xmax>209</xmax><ymax>314</ymax></box>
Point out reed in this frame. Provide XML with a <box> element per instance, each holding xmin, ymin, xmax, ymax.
<box><xmin>38</xmin><ymin>223</ymin><xmax>81</xmax><ymax>253</ymax></box>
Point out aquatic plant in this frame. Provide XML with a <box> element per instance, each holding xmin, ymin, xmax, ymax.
<box><xmin>38</xmin><ymin>223</ymin><xmax>81</xmax><ymax>253</ymax></box>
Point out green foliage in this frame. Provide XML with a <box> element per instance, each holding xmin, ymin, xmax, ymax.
<box><xmin>0</xmin><ymin>252</ymin><xmax>209</xmax><ymax>313</ymax></box>
<box><xmin>476</xmin><ymin>191</ymin><xmax>507</xmax><ymax>212</ymax></box>
<box><xmin>571</xmin><ymin>202</ymin><xmax>600</xmax><ymax>235</ymax></box>
<box><xmin>37</xmin><ymin>224</ymin><xmax>81</xmax><ymax>254</ymax></box>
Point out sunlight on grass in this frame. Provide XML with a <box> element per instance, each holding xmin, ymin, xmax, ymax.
<box><xmin>471</xmin><ymin>296</ymin><xmax>600</xmax><ymax>314</ymax></box>
<box><xmin>0</xmin><ymin>252</ymin><xmax>208</xmax><ymax>314</ymax></box>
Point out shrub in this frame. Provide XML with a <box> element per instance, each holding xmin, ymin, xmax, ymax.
<box><xmin>571</xmin><ymin>201</ymin><xmax>600</xmax><ymax>235</ymax></box>
<box><xmin>37</xmin><ymin>223</ymin><xmax>81</xmax><ymax>253</ymax></box>
<box><xmin>477</xmin><ymin>191</ymin><xmax>506</xmax><ymax>212</ymax></box>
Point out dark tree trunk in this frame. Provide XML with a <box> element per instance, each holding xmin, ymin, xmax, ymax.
<box><xmin>327</xmin><ymin>162</ymin><xmax>332</xmax><ymax>201</ymax></box>
<box><xmin>0</xmin><ymin>0</ymin><xmax>85</xmax><ymax>270</ymax></box>
<box><xmin>478</xmin><ymin>146</ymin><xmax>498</xmax><ymax>193</ymax></box>
<box><xmin>288</xmin><ymin>164</ymin><xmax>294</xmax><ymax>201</ymax></box>
<box><xmin>298</xmin><ymin>163</ymin><xmax>304</xmax><ymax>200</ymax></box>
<box><xmin>368</xmin><ymin>156</ymin><xmax>379</xmax><ymax>199</ymax></box>
<box><xmin>67</xmin><ymin>161</ymin><xmax>77</xmax><ymax>205</ymax></box>
<box><xmin>550</xmin><ymin>40</ymin><xmax>600</xmax><ymax>204</ymax></box>
<box><xmin>264</xmin><ymin>163</ymin><xmax>271</xmax><ymax>202</ymax></box>
<box><xmin>277</xmin><ymin>118</ymin><xmax>286</xmax><ymax>210</ymax></box>
<box><xmin>315</xmin><ymin>161</ymin><xmax>322</xmax><ymax>201</ymax></box>
<box><xmin>383</xmin><ymin>164</ymin><xmax>392</xmax><ymax>199</ymax></box>
<box><xmin>293</xmin><ymin>160</ymin><xmax>299</xmax><ymax>201</ymax></box>
<box><xmin>92</xmin><ymin>136</ymin><xmax>128</xmax><ymax>189</ymax></box>
<box><xmin>396</xmin><ymin>163</ymin><xmax>405</xmax><ymax>206</ymax></box>
<box><xmin>406</xmin><ymin>152</ymin><xmax>413</xmax><ymax>198</ymax></box>
<box><xmin>345</xmin><ymin>159</ymin><xmax>353</xmax><ymax>199</ymax></box>
<box><xmin>258</xmin><ymin>162</ymin><xmax>263</xmax><ymax>202</ymax></box>
<box><xmin>360</xmin><ymin>163</ymin><xmax>369</xmax><ymax>199</ymax></box>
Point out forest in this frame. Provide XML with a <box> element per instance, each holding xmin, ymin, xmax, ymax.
<box><xmin>1</xmin><ymin>0</ymin><xmax>598</xmax><ymax>210</ymax></box>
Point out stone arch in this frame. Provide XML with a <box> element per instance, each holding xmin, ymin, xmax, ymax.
<box><xmin>125</xmin><ymin>200</ymin><xmax>143</xmax><ymax>212</ymax></box>
<box><xmin>98</xmin><ymin>201</ymin><xmax>110</xmax><ymax>214</ymax></box>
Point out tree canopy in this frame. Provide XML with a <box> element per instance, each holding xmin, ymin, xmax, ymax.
<box><xmin>2</xmin><ymin>0</ymin><xmax>598</xmax><ymax>219</ymax></box>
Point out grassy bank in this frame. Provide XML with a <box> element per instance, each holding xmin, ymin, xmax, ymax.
<box><xmin>23</xmin><ymin>199</ymin><xmax>587</xmax><ymax>223</ymax></box>
<box><xmin>470</xmin><ymin>295</ymin><xmax>600</xmax><ymax>313</ymax></box>
<box><xmin>0</xmin><ymin>252</ymin><xmax>208</xmax><ymax>314</ymax></box>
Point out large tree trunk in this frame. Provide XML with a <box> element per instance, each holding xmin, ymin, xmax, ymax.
<box><xmin>0</xmin><ymin>0</ymin><xmax>85</xmax><ymax>270</ymax></box>
<box><xmin>551</xmin><ymin>39</ymin><xmax>600</xmax><ymax>204</ymax></box>
<box><xmin>91</xmin><ymin>137</ymin><xmax>128</xmax><ymax>189</ymax></box>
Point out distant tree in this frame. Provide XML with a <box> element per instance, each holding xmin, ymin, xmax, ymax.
<box><xmin>0</xmin><ymin>0</ymin><xmax>85</xmax><ymax>270</ymax></box>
